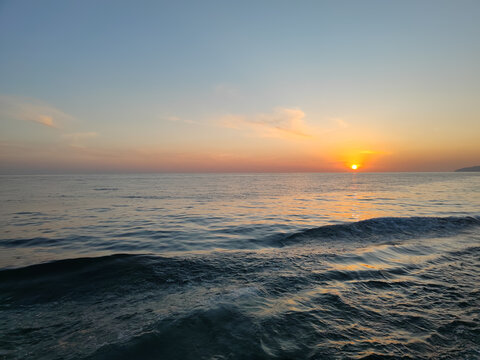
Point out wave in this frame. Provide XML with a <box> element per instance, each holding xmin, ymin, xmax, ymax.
<box><xmin>2</xmin><ymin>218</ymin><xmax>479</xmax><ymax>359</ymax></box>
<box><xmin>0</xmin><ymin>254</ymin><xmax>237</xmax><ymax>305</ymax></box>
<box><xmin>2</xmin><ymin>216</ymin><xmax>479</xmax><ymax>275</ymax></box>
<box><xmin>1</xmin><ymin>254</ymin><xmax>178</xmax><ymax>306</ymax></box>
<box><xmin>2</xmin><ymin>216</ymin><xmax>478</xmax><ymax>255</ymax></box>
<box><xmin>78</xmin><ymin>285</ymin><xmax>480</xmax><ymax>360</ymax></box>
<box><xmin>279</xmin><ymin>215</ymin><xmax>480</xmax><ymax>247</ymax></box>
<box><xmin>84</xmin><ymin>305</ymin><xmax>266</xmax><ymax>360</ymax></box>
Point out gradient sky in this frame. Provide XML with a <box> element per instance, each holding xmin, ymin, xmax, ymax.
<box><xmin>1</xmin><ymin>0</ymin><xmax>479</xmax><ymax>173</ymax></box>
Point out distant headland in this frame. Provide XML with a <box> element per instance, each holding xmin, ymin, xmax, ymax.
<box><xmin>455</xmin><ymin>165</ymin><xmax>480</xmax><ymax>172</ymax></box>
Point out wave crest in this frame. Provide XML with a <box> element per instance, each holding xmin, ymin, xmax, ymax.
<box><xmin>281</xmin><ymin>215</ymin><xmax>480</xmax><ymax>246</ymax></box>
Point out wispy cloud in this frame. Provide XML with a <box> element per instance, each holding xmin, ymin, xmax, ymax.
<box><xmin>35</xmin><ymin>115</ymin><xmax>55</xmax><ymax>127</ymax></box>
<box><xmin>220</xmin><ymin>107</ymin><xmax>311</xmax><ymax>139</ymax></box>
<box><xmin>61</xmin><ymin>132</ymin><xmax>98</xmax><ymax>147</ymax></box>
<box><xmin>161</xmin><ymin>115</ymin><xmax>199</xmax><ymax>125</ymax></box>
<box><xmin>0</xmin><ymin>95</ymin><xmax>74</xmax><ymax>128</ymax></box>
<box><xmin>332</xmin><ymin>118</ymin><xmax>349</xmax><ymax>129</ymax></box>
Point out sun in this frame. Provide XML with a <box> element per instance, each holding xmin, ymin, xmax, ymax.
<box><xmin>351</xmin><ymin>164</ymin><xmax>358</xmax><ymax>170</ymax></box>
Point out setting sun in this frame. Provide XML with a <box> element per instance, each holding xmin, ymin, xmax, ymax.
<box><xmin>351</xmin><ymin>164</ymin><xmax>358</xmax><ymax>170</ymax></box>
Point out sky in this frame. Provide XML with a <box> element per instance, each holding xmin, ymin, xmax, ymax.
<box><xmin>1</xmin><ymin>0</ymin><xmax>479</xmax><ymax>173</ymax></box>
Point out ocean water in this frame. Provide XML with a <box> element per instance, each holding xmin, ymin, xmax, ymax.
<box><xmin>1</xmin><ymin>172</ymin><xmax>479</xmax><ymax>359</ymax></box>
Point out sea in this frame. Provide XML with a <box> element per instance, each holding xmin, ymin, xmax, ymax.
<box><xmin>0</xmin><ymin>172</ymin><xmax>479</xmax><ymax>359</ymax></box>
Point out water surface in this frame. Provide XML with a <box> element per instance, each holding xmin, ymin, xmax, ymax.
<box><xmin>1</xmin><ymin>173</ymin><xmax>479</xmax><ymax>359</ymax></box>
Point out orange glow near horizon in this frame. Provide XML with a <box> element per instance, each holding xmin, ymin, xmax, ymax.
<box><xmin>351</xmin><ymin>164</ymin><xmax>358</xmax><ymax>170</ymax></box>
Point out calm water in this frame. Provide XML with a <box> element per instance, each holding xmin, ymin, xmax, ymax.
<box><xmin>1</xmin><ymin>173</ymin><xmax>479</xmax><ymax>359</ymax></box>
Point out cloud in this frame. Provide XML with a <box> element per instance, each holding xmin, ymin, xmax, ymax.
<box><xmin>333</xmin><ymin>118</ymin><xmax>349</xmax><ymax>129</ymax></box>
<box><xmin>61</xmin><ymin>132</ymin><xmax>98</xmax><ymax>147</ymax></box>
<box><xmin>220</xmin><ymin>107</ymin><xmax>311</xmax><ymax>139</ymax></box>
<box><xmin>0</xmin><ymin>95</ymin><xmax>74</xmax><ymax>128</ymax></box>
<box><xmin>161</xmin><ymin>115</ymin><xmax>199</xmax><ymax>125</ymax></box>
<box><xmin>36</xmin><ymin>115</ymin><xmax>55</xmax><ymax>127</ymax></box>
<box><xmin>164</xmin><ymin>115</ymin><xmax>181</xmax><ymax>122</ymax></box>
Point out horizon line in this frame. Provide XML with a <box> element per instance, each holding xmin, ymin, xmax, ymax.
<box><xmin>0</xmin><ymin>170</ymin><xmax>472</xmax><ymax>176</ymax></box>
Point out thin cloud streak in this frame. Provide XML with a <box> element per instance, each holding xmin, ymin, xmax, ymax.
<box><xmin>0</xmin><ymin>95</ymin><xmax>74</xmax><ymax>128</ymax></box>
<box><xmin>161</xmin><ymin>115</ymin><xmax>200</xmax><ymax>125</ymax></box>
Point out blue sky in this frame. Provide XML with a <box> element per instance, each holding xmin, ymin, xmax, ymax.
<box><xmin>1</xmin><ymin>0</ymin><xmax>479</xmax><ymax>172</ymax></box>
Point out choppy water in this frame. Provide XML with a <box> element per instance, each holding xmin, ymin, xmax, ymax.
<box><xmin>1</xmin><ymin>173</ymin><xmax>479</xmax><ymax>359</ymax></box>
